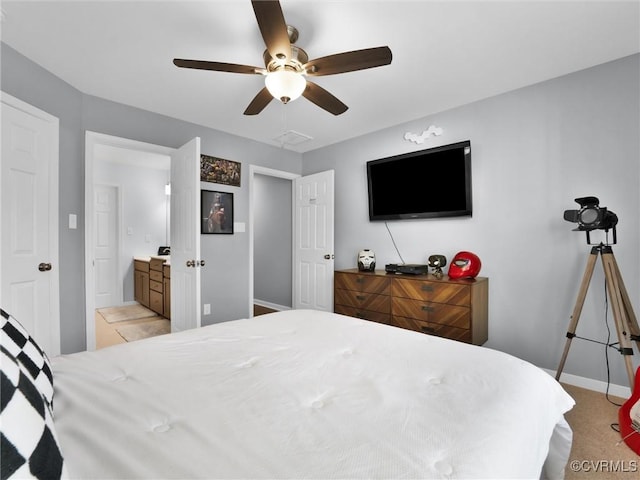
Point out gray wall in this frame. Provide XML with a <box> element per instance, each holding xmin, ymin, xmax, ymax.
<box><xmin>302</xmin><ymin>54</ymin><xmax>640</xmax><ymax>386</ymax></box>
<box><xmin>1</xmin><ymin>42</ymin><xmax>303</xmax><ymax>353</ymax></box>
<box><xmin>253</xmin><ymin>174</ymin><xmax>293</xmax><ymax>308</ymax></box>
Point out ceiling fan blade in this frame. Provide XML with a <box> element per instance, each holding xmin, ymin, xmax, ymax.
<box><xmin>304</xmin><ymin>46</ymin><xmax>392</xmax><ymax>76</ymax></box>
<box><xmin>303</xmin><ymin>81</ymin><xmax>348</xmax><ymax>116</ymax></box>
<box><xmin>244</xmin><ymin>87</ymin><xmax>274</xmax><ymax>115</ymax></box>
<box><xmin>251</xmin><ymin>0</ymin><xmax>292</xmax><ymax>62</ymax></box>
<box><xmin>173</xmin><ymin>59</ymin><xmax>262</xmax><ymax>75</ymax></box>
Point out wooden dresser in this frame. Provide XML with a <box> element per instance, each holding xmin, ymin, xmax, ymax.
<box><xmin>334</xmin><ymin>269</ymin><xmax>488</xmax><ymax>345</ymax></box>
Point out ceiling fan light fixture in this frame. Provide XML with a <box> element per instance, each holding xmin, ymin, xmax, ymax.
<box><xmin>265</xmin><ymin>69</ymin><xmax>306</xmax><ymax>104</ymax></box>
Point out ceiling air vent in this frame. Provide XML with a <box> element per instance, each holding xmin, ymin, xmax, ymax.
<box><xmin>273</xmin><ymin>130</ymin><xmax>313</xmax><ymax>147</ymax></box>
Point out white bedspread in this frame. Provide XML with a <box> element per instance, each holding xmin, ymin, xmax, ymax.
<box><xmin>52</xmin><ymin>309</ymin><xmax>574</xmax><ymax>479</ymax></box>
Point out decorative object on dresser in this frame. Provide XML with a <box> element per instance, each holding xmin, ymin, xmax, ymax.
<box><xmin>357</xmin><ymin>249</ymin><xmax>376</xmax><ymax>271</ymax></box>
<box><xmin>334</xmin><ymin>269</ymin><xmax>488</xmax><ymax>345</ymax></box>
<box><xmin>427</xmin><ymin>254</ymin><xmax>447</xmax><ymax>278</ymax></box>
<box><xmin>447</xmin><ymin>251</ymin><xmax>481</xmax><ymax>279</ymax></box>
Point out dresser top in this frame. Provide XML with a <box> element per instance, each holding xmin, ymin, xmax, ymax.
<box><xmin>336</xmin><ymin>268</ymin><xmax>487</xmax><ymax>285</ymax></box>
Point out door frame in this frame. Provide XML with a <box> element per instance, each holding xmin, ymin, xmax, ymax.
<box><xmin>84</xmin><ymin>132</ymin><xmax>174</xmax><ymax>350</ymax></box>
<box><xmin>248</xmin><ymin>165</ymin><xmax>299</xmax><ymax>317</ymax></box>
<box><xmin>1</xmin><ymin>91</ymin><xmax>60</xmax><ymax>356</ymax></box>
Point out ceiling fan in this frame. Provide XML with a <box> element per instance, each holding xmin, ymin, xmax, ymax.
<box><xmin>173</xmin><ymin>0</ymin><xmax>392</xmax><ymax>116</ymax></box>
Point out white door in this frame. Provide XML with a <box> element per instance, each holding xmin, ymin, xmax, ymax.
<box><xmin>170</xmin><ymin>138</ymin><xmax>202</xmax><ymax>332</ymax></box>
<box><xmin>94</xmin><ymin>184</ymin><xmax>119</xmax><ymax>308</ymax></box>
<box><xmin>293</xmin><ymin>170</ymin><xmax>335</xmax><ymax>311</ymax></box>
<box><xmin>0</xmin><ymin>92</ymin><xmax>60</xmax><ymax>356</ymax></box>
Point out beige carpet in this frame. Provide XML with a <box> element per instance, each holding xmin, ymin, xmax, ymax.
<box><xmin>563</xmin><ymin>383</ymin><xmax>639</xmax><ymax>479</ymax></box>
<box><xmin>116</xmin><ymin>319</ymin><xmax>170</xmax><ymax>342</ymax></box>
<box><xmin>98</xmin><ymin>304</ymin><xmax>157</xmax><ymax>323</ymax></box>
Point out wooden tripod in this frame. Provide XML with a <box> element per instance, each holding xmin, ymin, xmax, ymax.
<box><xmin>556</xmin><ymin>243</ymin><xmax>640</xmax><ymax>389</ymax></box>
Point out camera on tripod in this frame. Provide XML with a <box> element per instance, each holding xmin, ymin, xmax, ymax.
<box><xmin>563</xmin><ymin>196</ymin><xmax>618</xmax><ymax>244</ymax></box>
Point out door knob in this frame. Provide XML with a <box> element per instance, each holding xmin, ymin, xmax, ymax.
<box><xmin>38</xmin><ymin>262</ymin><xmax>52</xmax><ymax>272</ymax></box>
<box><xmin>186</xmin><ymin>260</ymin><xmax>195</xmax><ymax>267</ymax></box>
<box><xmin>198</xmin><ymin>260</ymin><xmax>206</xmax><ymax>267</ymax></box>
<box><xmin>324</xmin><ymin>254</ymin><xmax>334</xmax><ymax>260</ymax></box>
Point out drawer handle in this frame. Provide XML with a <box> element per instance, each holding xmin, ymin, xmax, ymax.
<box><xmin>421</xmin><ymin>305</ymin><xmax>435</xmax><ymax>313</ymax></box>
<box><xmin>356</xmin><ymin>295</ymin><xmax>366</xmax><ymax>301</ymax></box>
<box><xmin>421</xmin><ymin>326</ymin><xmax>435</xmax><ymax>334</ymax></box>
<box><xmin>421</xmin><ymin>285</ymin><xmax>434</xmax><ymax>292</ymax></box>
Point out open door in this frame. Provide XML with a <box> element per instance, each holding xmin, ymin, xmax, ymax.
<box><xmin>293</xmin><ymin>170</ymin><xmax>335</xmax><ymax>311</ymax></box>
<box><xmin>170</xmin><ymin>137</ymin><xmax>202</xmax><ymax>332</ymax></box>
<box><xmin>1</xmin><ymin>92</ymin><xmax>60</xmax><ymax>356</ymax></box>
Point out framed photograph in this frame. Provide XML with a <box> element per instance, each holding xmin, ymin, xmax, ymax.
<box><xmin>201</xmin><ymin>190</ymin><xmax>234</xmax><ymax>234</ymax></box>
<box><xmin>200</xmin><ymin>154</ymin><xmax>241</xmax><ymax>187</ymax></box>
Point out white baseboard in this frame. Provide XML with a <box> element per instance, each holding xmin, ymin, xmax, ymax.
<box><xmin>253</xmin><ymin>299</ymin><xmax>291</xmax><ymax>312</ymax></box>
<box><xmin>544</xmin><ymin>369</ymin><xmax>631</xmax><ymax>398</ymax></box>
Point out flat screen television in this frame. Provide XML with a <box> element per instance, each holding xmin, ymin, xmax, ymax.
<box><xmin>366</xmin><ymin>140</ymin><xmax>472</xmax><ymax>221</ymax></box>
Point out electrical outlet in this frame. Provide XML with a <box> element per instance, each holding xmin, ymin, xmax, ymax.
<box><xmin>203</xmin><ymin>304</ymin><xmax>211</xmax><ymax>315</ymax></box>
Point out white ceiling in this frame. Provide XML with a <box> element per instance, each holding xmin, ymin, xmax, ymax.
<box><xmin>2</xmin><ymin>1</ymin><xmax>638</xmax><ymax>153</ymax></box>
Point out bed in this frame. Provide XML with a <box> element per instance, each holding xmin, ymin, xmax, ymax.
<box><xmin>2</xmin><ymin>308</ymin><xmax>574</xmax><ymax>479</ymax></box>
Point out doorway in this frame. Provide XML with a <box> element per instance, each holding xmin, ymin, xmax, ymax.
<box><xmin>85</xmin><ymin>132</ymin><xmax>173</xmax><ymax>350</ymax></box>
<box><xmin>249</xmin><ymin>166</ymin><xmax>299</xmax><ymax>316</ymax></box>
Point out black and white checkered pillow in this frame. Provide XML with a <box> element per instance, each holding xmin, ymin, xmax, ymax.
<box><xmin>1</xmin><ymin>346</ymin><xmax>65</xmax><ymax>479</ymax></box>
<box><xmin>0</xmin><ymin>309</ymin><xmax>54</xmax><ymax>409</ymax></box>
<box><xmin>1</xmin><ymin>309</ymin><xmax>66</xmax><ymax>479</ymax></box>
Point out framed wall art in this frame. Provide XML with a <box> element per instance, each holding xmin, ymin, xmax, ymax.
<box><xmin>200</xmin><ymin>154</ymin><xmax>241</xmax><ymax>187</ymax></box>
<box><xmin>201</xmin><ymin>190</ymin><xmax>234</xmax><ymax>234</ymax></box>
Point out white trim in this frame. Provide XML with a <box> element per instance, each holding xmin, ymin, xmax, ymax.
<box><xmin>85</xmin><ymin>132</ymin><xmax>174</xmax><ymax>351</ymax></box>
<box><xmin>253</xmin><ymin>299</ymin><xmax>292</xmax><ymax>312</ymax></box>
<box><xmin>544</xmin><ymin>368</ymin><xmax>631</xmax><ymax>398</ymax></box>
<box><xmin>1</xmin><ymin>91</ymin><xmax>60</xmax><ymax>356</ymax></box>
<box><xmin>248</xmin><ymin>165</ymin><xmax>300</xmax><ymax>318</ymax></box>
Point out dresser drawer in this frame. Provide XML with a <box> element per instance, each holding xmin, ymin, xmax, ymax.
<box><xmin>392</xmin><ymin>277</ymin><xmax>470</xmax><ymax>306</ymax></box>
<box><xmin>149</xmin><ymin>270</ymin><xmax>163</xmax><ymax>282</ymax></box>
<box><xmin>392</xmin><ymin>297</ymin><xmax>471</xmax><ymax>329</ymax></box>
<box><xmin>150</xmin><ymin>279</ymin><xmax>163</xmax><ymax>293</ymax></box>
<box><xmin>335</xmin><ymin>272</ymin><xmax>391</xmax><ymax>295</ymax></box>
<box><xmin>335</xmin><ymin>305</ymin><xmax>392</xmax><ymax>325</ymax></box>
<box><xmin>392</xmin><ymin>316</ymin><xmax>472</xmax><ymax>343</ymax></box>
<box><xmin>150</xmin><ymin>258</ymin><xmax>165</xmax><ymax>271</ymax></box>
<box><xmin>335</xmin><ymin>289</ymin><xmax>390</xmax><ymax>313</ymax></box>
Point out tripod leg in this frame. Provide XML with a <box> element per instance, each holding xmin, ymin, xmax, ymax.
<box><xmin>556</xmin><ymin>247</ymin><xmax>599</xmax><ymax>381</ymax></box>
<box><xmin>608</xmin><ymin>251</ymin><xmax>640</xmax><ymax>350</ymax></box>
<box><xmin>601</xmin><ymin>250</ymin><xmax>637</xmax><ymax>389</ymax></box>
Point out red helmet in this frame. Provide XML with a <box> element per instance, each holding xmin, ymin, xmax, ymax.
<box><xmin>448</xmin><ymin>251</ymin><xmax>481</xmax><ymax>279</ymax></box>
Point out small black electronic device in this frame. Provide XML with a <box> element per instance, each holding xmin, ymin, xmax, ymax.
<box><xmin>157</xmin><ymin>246</ymin><xmax>170</xmax><ymax>256</ymax></box>
<box><xmin>385</xmin><ymin>263</ymin><xmax>429</xmax><ymax>275</ymax></box>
